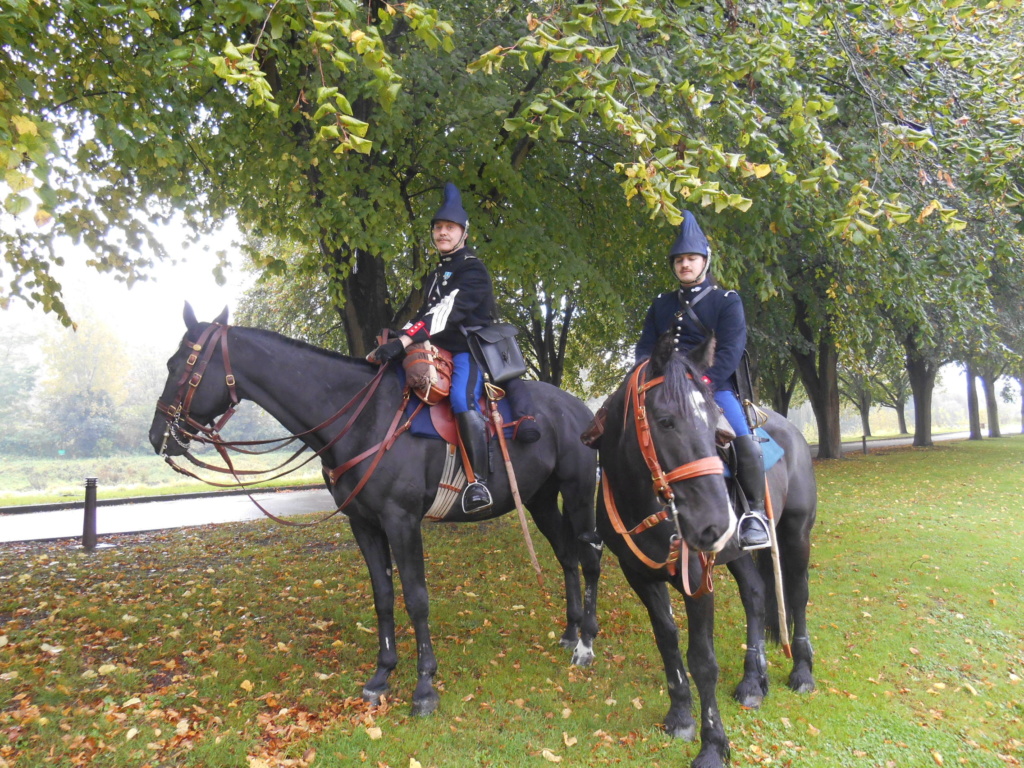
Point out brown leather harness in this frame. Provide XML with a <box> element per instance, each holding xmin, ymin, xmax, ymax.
<box><xmin>154</xmin><ymin>322</ymin><xmax>424</xmax><ymax>526</ymax></box>
<box><xmin>602</xmin><ymin>360</ymin><xmax>724</xmax><ymax>597</ymax></box>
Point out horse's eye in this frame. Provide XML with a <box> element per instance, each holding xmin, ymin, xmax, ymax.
<box><xmin>657</xmin><ymin>417</ymin><xmax>674</xmax><ymax>430</ymax></box>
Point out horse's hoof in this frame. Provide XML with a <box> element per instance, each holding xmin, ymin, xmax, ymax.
<box><xmin>663</xmin><ymin>719</ymin><xmax>696</xmax><ymax>741</ymax></box>
<box><xmin>691</xmin><ymin>747</ymin><xmax>729</xmax><ymax>768</ymax></box>
<box><xmin>789</xmin><ymin>676</ymin><xmax>816</xmax><ymax>694</ymax></box>
<box><xmin>570</xmin><ymin>639</ymin><xmax>595</xmax><ymax>667</ymax></box>
<box><xmin>558</xmin><ymin>628</ymin><xmax>580</xmax><ymax>649</ymax></box>
<box><xmin>733</xmin><ymin>689</ymin><xmax>764</xmax><ymax>709</ymax></box>
<box><xmin>410</xmin><ymin>690</ymin><xmax>440</xmax><ymax>717</ymax></box>
<box><xmin>361</xmin><ymin>686</ymin><xmax>389</xmax><ymax>706</ymax></box>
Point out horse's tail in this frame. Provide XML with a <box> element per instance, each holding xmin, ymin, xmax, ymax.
<box><xmin>754</xmin><ymin>549</ymin><xmax>788</xmax><ymax>645</ymax></box>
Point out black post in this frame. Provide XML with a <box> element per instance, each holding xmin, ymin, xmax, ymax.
<box><xmin>83</xmin><ymin>478</ymin><xmax>98</xmax><ymax>551</ymax></box>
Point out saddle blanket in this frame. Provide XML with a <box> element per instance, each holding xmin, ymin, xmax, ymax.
<box><xmin>723</xmin><ymin>427</ymin><xmax>784</xmax><ymax>477</ymax></box>
<box><xmin>406</xmin><ymin>395</ymin><xmax>517</xmax><ymax>442</ymax></box>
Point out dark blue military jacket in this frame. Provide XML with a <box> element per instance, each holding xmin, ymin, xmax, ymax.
<box><xmin>403</xmin><ymin>246</ymin><xmax>495</xmax><ymax>354</ymax></box>
<box><xmin>635</xmin><ymin>278</ymin><xmax>747</xmax><ymax>391</ymax></box>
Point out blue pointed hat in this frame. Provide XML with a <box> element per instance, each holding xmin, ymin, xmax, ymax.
<box><xmin>668</xmin><ymin>210</ymin><xmax>709</xmax><ymax>259</ymax></box>
<box><xmin>431</xmin><ymin>182</ymin><xmax>469</xmax><ymax>228</ymax></box>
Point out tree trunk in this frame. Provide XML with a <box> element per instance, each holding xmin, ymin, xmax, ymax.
<box><xmin>792</xmin><ymin>298</ymin><xmax>842</xmax><ymax>459</ymax></box>
<box><xmin>327</xmin><ymin>245</ymin><xmax>394</xmax><ymax>358</ymax></box>
<box><xmin>859</xmin><ymin>403</ymin><xmax>871</xmax><ymax>438</ymax></box>
<box><xmin>966</xmin><ymin>363</ymin><xmax>982</xmax><ymax>440</ymax></box>
<box><xmin>903</xmin><ymin>336</ymin><xmax>939</xmax><ymax>447</ymax></box>
<box><xmin>896</xmin><ymin>401</ymin><xmax>908</xmax><ymax>435</ymax></box>
<box><xmin>980</xmin><ymin>375</ymin><xmax>1002</xmax><ymax>438</ymax></box>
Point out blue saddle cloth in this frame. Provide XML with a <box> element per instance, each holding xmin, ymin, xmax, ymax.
<box><xmin>723</xmin><ymin>427</ymin><xmax>784</xmax><ymax>477</ymax></box>
<box><xmin>402</xmin><ymin>389</ymin><xmax>517</xmax><ymax>441</ymax></box>
<box><xmin>389</xmin><ymin>366</ymin><xmax>518</xmax><ymax>442</ymax></box>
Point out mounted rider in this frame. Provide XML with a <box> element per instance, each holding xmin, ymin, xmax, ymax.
<box><xmin>635</xmin><ymin>211</ymin><xmax>771</xmax><ymax>551</ymax></box>
<box><xmin>367</xmin><ymin>182</ymin><xmax>540</xmax><ymax>515</ymax></box>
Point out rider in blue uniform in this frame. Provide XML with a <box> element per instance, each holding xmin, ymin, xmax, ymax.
<box><xmin>368</xmin><ymin>183</ymin><xmax>538</xmax><ymax>515</ymax></box>
<box><xmin>635</xmin><ymin>211</ymin><xmax>770</xmax><ymax>550</ymax></box>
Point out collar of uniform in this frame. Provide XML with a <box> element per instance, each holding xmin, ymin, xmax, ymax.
<box><xmin>678</xmin><ymin>276</ymin><xmax>713</xmax><ymax>294</ymax></box>
<box><xmin>439</xmin><ymin>245</ymin><xmax>472</xmax><ymax>264</ymax></box>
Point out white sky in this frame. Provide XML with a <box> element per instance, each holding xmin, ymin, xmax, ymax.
<box><xmin>6</xmin><ymin>218</ymin><xmax>252</xmax><ymax>353</ymax></box>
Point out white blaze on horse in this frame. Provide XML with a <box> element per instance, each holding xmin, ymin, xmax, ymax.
<box><xmin>149</xmin><ymin>303</ymin><xmax>602</xmax><ymax>716</ymax></box>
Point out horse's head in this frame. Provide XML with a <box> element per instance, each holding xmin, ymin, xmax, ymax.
<box><xmin>148</xmin><ymin>302</ymin><xmax>236</xmax><ymax>457</ymax></box>
<box><xmin>620</xmin><ymin>332</ymin><xmax>735</xmax><ymax>553</ymax></box>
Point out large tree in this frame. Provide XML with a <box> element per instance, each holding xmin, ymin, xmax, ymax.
<box><xmin>4</xmin><ymin>0</ymin><xmax>1023</xmax><ymax>450</ymax></box>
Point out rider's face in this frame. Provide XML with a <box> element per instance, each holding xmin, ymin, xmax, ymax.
<box><xmin>673</xmin><ymin>253</ymin><xmax>707</xmax><ymax>286</ymax></box>
<box><xmin>432</xmin><ymin>220</ymin><xmax>465</xmax><ymax>254</ymax></box>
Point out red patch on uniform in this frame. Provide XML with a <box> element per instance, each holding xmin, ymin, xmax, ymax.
<box><xmin>407</xmin><ymin>320</ymin><xmax>426</xmax><ymax>336</ymax></box>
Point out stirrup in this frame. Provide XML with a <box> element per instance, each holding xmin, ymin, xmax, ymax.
<box><xmin>737</xmin><ymin>509</ymin><xmax>771</xmax><ymax>551</ymax></box>
<box><xmin>461</xmin><ymin>481</ymin><xmax>493</xmax><ymax>515</ymax></box>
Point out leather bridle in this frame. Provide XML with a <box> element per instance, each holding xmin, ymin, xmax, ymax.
<box><xmin>602</xmin><ymin>359</ymin><xmax>724</xmax><ymax>597</ymax></box>
<box><xmin>153</xmin><ymin>322</ymin><xmax>413</xmax><ymax>526</ymax></box>
<box><xmin>156</xmin><ymin>322</ymin><xmax>239</xmax><ymax>453</ymax></box>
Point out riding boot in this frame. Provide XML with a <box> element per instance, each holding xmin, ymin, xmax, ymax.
<box><xmin>732</xmin><ymin>433</ymin><xmax>771</xmax><ymax>550</ymax></box>
<box><xmin>456</xmin><ymin>410</ymin><xmax>493</xmax><ymax>515</ymax></box>
<box><xmin>503</xmin><ymin>377</ymin><xmax>540</xmax><ymax>443</ymax></box>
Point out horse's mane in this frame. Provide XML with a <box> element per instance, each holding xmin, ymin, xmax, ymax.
<box><xmin>654</xmin><ymin>352</ymin><xmax>717</xmax><ymax>424</ymax></box>
<box><xmin>237</xmin><ymin>325</ymin><xmax>376</xmax><ymax>368</ymax></box>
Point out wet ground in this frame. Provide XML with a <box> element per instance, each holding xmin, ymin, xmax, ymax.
<box><xmin>0</xmin><ymin>487</ymin><xmax>336</xmax><ymax>544</ymax></box>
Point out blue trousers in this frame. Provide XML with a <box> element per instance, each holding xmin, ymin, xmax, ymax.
<box><xmin>714</xmin><ymin>389</ymin><xmax>750</xmax><ymax>437</ymax></box>
<box><xmin>451</xmin><ymin>352</ymin><xmax>483</xmax><ymax>414</ymax></box>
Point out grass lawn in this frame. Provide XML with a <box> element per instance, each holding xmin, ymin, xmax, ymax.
<box><xmin>1</xmin><ymin>437</ymin><xmax>1022</xmax><ymax>767</ymax></box>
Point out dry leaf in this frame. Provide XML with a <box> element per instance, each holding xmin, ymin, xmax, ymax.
<box><xmin>631</xmin><ymin>697</ymin><xmax>643</xmax><ymax>710</ymax></box>
<box><xmin>807</xmin><ymin>723</ymin><xmax>820</xmax><ymax>736</ymax></box>
<box><xmin>98</xmin><ymin>664</ymin><xmax>117</xmax><ymax>675</ymax></box>
<box><xmin>409</xmin><ymin>759</ymin><xmax>422</xmax><ymax>768</ymax></box>
<box><xmin>561</xmin><ymin>707</ymin><xmax>572</xmax><ymax>719</ymax></box>
<box><xmin>931</xmin><ymin>750</ymin><xmax>944</xmax><ymax>766</ymax></box>
<box><xmin>125</xmin><ymin>727</ymin><xmax>139</xmax><ymax>741</ymax></box>
<box><xmin>563</xmin><ymin>732</ymin><xmax>577</xmax><ymax>747</ymax></box>
<box><xmin>541</xmin><ymin>749</ymin><xmax>562</xmax><ymax>763</ymax></box>
<box><xmin>366</xmin><ymin>726</ymin><xmax>383</xmax><ymax>740</ymax></box>
<box><xmin>240</xmin><ymin>679</ymin><xmax>254</xmax><ymax>692</ymax></box>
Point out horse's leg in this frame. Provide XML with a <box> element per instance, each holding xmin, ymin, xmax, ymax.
<box><xmin>681</xmin><ymin>588</ymin><xmax>731</xmax><ymax>768</ymax></box>
<box><xmin>778</xmin><ymin>515</ymin><xmax>815</xmax><ymax>693</ymax></box>
<box><xmin>381</xmin><ymin>514</ymin><xmax>440</xmax><ymax>716</ymax></box>
<box><xmin>621</xmin><ymin>568</ymin><xmax>696</xmax><ymax>741</ymax></box>
<box><xmin>726</xmin><ymin>555</ymin><xmax>769</xmax><ymax>708</ymax></box>
<box><xmin>349</xmin><ymin>518</ymin><xmax>398</xmax><ymax>704</ymax></box>
<box><xmin>528</xmin><ymin>480</ymin><xmax>601</xmax><ymax>666</ymax></box>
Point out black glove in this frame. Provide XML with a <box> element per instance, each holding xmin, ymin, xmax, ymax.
<box><xmin>368</xmin><ymin>338</ymin><xmax>405</xmax><ymax>364</ymax></box>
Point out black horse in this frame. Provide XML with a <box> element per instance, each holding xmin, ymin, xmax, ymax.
<box><xmin>597</xmin><ymin>334</ymin><xmax>816</xmax><ymax>768</ymax></box>
<box><xmin>149</xmin><ymin>304</ymin><xmax>602</xmax><ymax>716</ymax></box>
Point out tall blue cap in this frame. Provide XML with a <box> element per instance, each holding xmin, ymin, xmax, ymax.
<box><xmin>431</xmin><ymin>183</ymin><xmax>469</xmax><ymax>228</ymax></box>
<box><xmin>667</xmin><ymin>210</ymin><xmax>709</xmax><ymax>260</ymax></box>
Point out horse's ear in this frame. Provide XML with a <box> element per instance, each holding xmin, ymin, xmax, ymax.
<box><xmin>214</xmin><ymin>306</ymin><xmax>229</xmax><ymax>325</ymax></box>
<box><xmin>183</xmin><ymin>301</ymin><xmax>198</xmax><ymax>331</ymax></box>
<box><xmin>650</xmin><ymin>332</ymin><xmax>677</xmax><ymax>377</ymax></box>
<box><xmin>686</xmin><ymin>333</ymin><xmax>717</xmax><ymax>373</ymax></box>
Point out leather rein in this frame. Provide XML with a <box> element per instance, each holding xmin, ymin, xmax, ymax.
<box><xmin>602</xmin><ymin>360</ymin><xmax>723</xmax><ymax>597</ymax></box>
<box><xmin>154</xmin><ymin>322</ymin><xmax>420</xmax><ymax>526</ymax></box>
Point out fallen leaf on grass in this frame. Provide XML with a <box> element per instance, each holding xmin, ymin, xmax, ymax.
<box><xmin>931</xmin><ymin>750</ymin><xmax>944</xmax><ymax>766</ymax></box>
<box><xmin>410</xmin><ymin>759</ymin><xmax>422</xmax><ymax>768</ymax></box>
<box><xmin>125</xmin><ymin>727</ymin><xmax>139</xmax><ymax>741</ymax></box>
<box><xmin>807</xmin><ymin>723</ymin><xmax>820</xmax><ymax>736</ymax></box>
<box><xmin>563</xmin><ymin>732</ymin><xmax>577</xmax><ymax>747</ymax></box>
<box><xmin>541</xmin><ymin>749</ymin><xmax>562</xmax><ymax>763</ymax></box>
<box><xmin>366</xmin><ymin>726</ymin><xmax>382</xmax><ymax>740</ymax></box>
<box><xmin>240</xmin><ymin>679</ymin><xmax>254</xmax><ymax>692</ymax></box>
